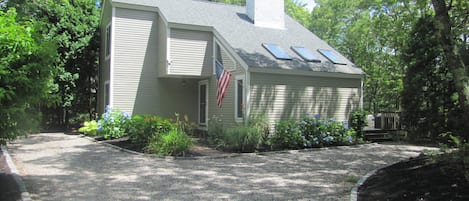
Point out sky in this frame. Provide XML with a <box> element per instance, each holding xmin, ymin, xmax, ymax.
<box><xmin>296</xmin><ymin>0</ymin><xmax>316</xmax><ymax>11</ymax></box>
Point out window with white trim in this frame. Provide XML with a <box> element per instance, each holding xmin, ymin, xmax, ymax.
<box><xmin>105</xmin><ymin>24</ymin><xmax>111</xmax><ymax>59</ymax></box>
<box><xmin>104</xmin><ymin>80</ymin><xmax>110</xmax><ymax>108</ymax></box>
<box><xmin>235</xmin><ymin>75</ymin><xmax>244</xmax><ymax>120</ymax></box>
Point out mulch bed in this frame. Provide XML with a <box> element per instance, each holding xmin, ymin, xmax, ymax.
<box><xmin>95</xmin><ymin>136</ymin><xmax>227</xmax><ymax>157</ymax></box>
<box><xmin>358</xmin><ymin>155</ymin><xmax>469</xmax><ymax>201</ymax></box>
<box><xmin>0</xmin><ymin>150</ymin><xmax>22</xmax><ymax>201</ymax></box>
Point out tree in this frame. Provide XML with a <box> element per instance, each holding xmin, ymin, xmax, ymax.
<box><xmin>7</xmin><ymin>0</ymin><xmax>101</xmax><ymax>128</ymax></box>
<box><xmin>431</xmin><ymin>0</ymin><xmax>469</xmax><ymax>140</ymax></box>
<box><xmin>401</xmin><ymin>16</ymin><xmax>454</xmax><ymax>141</ymax></box>
<box><xmin>0</xmin><ymin>8</ymin><xmax>56</xmax><ymax>144</ymax></box>
<box><xmin>311</xmin><ymin>0</ymin><xmax>430</xmax><ymax>114</ymax></box>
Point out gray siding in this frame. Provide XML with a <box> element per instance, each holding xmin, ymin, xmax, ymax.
<box><xmin>249</xmin><ymin>73</ymin><xmax>361</xmax><ymax>124</ymax></box>
<box><xmin>113</xmin><ymin>8</ymin><xmax>159</xmax><ymax>115</ymax></box>
<box><xmin>157</xmin><ymin>15</ymin><xmax>167</xmax><ymax>76</ymax></box>
<box><xmin>98</xmin><ymin>0</ymin><xmax>113</xmax><ymax>115</ymax></box>
<box><xmin>207</xmin><ymin>49</ymin><xmax>246</xmax><ymax>128</ymax></box>
<box><xmin>169</xmin><ymin>29</ymin><xmax>213</xmax><ymax>76</ymax></box>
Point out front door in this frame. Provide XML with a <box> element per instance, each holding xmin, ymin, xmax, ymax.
<box><xmin>198</xmin><ymin>80</ymin><xmax>208</xmax><ymax>126</ymax></box>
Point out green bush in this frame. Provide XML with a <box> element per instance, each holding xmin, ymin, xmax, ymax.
<box><xmin>146</xmin><ymin>129</ymin><xmax>192</xmax><ymax>156</ymax></box>
<box><xmin>127</xmin><ymin>114</ymin><xmax>175</xmax><ymax>147</ymax></box>
<box><xmin>272</xmin><ymin>119</ymin><xmax>304</xmax><ymax>150</ymax></box>
<box><xmin>349</xmin><ymin>109</ymin><xmax>368</xmax><ymax>139</ymax></box>
<box><xmin>272</xmin><ymin>115</ymin><xmax>359</xmax><ymax>150</ymax></box>
<box><xmin>208</xmin><ymin>115</ymin><xmax>225</xmax><ymax>147</ymax></box>
<box><xmin>97</xmin><ymin>106</ymin><xmax>131</xmax><ymax>139</ymax></box>
<box><xmin>223</xmin><ymin>126</ymin><xmax>262</xmax><ymax>152</ymax></box>
<box><xmin>78</xmin><ymin>120</ymin><xmax>98</xmax><ymax>136</ymax></box>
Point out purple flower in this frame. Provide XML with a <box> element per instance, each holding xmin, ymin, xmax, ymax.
<box><xmin>314</xmin><ymin>114</ymin><xmax>320</xmax><ymax>119</ymax></box>
<box><xmin>347</xmin><ymin>136</ymin><xmax>353</xmax><ymax>143</ymax></box>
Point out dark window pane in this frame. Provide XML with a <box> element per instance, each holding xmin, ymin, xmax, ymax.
<box><xmin>237</xmin><ymin>79</ymin><xmax>243</xmax><ymax>118</ymax></box>
<box><xmin>199</xmin><ymin>84</ymin><xmax>206</xmax><ymax>124</ymax></box>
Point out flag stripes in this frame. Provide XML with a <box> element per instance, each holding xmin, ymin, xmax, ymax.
<box><xmin>216</xmin><ymin>60</ymin><xmax>231</xmax><ymax>107</ymax></box>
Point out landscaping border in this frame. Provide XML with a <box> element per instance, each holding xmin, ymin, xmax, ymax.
<box><xmin>349</xmin><ymin>160</ymin><xmax>398</xmax><ymax>201</ymax></box>
<box><xmin>1</xmin><ymin>145</ymin><xmax>32</xmax><ymax>201</ymax></box>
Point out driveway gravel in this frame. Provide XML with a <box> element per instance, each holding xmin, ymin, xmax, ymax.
<box><xmin>7</xmin><ymin>133</ymin><xmax>435</xmax><ymax>201</ymax></box>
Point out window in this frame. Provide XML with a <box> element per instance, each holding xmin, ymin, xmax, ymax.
<box><xmin>105</xmin><ymin>24</ymin><xmax>111</xmax><ymax>58</ymax></box>
<box><xmin>104</xmin><ymin>81</ymin><xmax>110</xmax><ymax>108</ymax></box>
<box><xmin>198</xmin><ymin>81</ymin><xmax>208</xmax><ymax>125</ymax></box>
<box><xmin>291</xmin><ymin>46</ymin><xmax>321</xmax><ymax>62</ymax></box>
<box><xmin>235</xmin><ymin>76</ymin><xmax>244</xmax><ymax>120</ymax></box>
<box><xmin>215</xmin><ymin>43</ymin><xmax>223</xmax><ymax>64</ymax></box>
<box><xmin>317</xmin><ymin>49</ymin><xmax>347</xmax><ymax>65</ymax></box>
<box><xmin>262</xmin><ymin>43</ymin><xmax>292</xmax><ymax>60</ymax></box>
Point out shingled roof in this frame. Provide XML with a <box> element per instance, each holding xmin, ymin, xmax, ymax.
<box><xmin>110</xmin><ymin>0</ymin><xmax>364</xmax><ymax>75</ymax></box>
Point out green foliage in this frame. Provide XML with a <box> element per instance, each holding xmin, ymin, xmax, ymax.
<box><xmin>272</xmin><ymin>116</ymin><xmax>360</xmax><ymax>150</ymax></box>
<box><xmin>78</xmin><ymin>120</ymin><xmax>98</xmax><ymax>136</ymax></box>
<box><xmin>146</xmin><ymin>129</ymin><xmax>192</xmax><ymax>156</ymax></box>
<box><xmin>401</xmin><ymin>15</ymin><xmax>462</xmax><ymax>142</ymax></box>
<box><xmin>272</xmin><ymin>119</ymin><xmax>304</xmax><ymax>150</ymax></box>
<box><xmin>311</xmin><ymin>0</ymin><xmax>431</xmax><ymax>113</ymax></box>
<box><xmin>221</xmin><ymin>126</ymin><xmax>262</xmax><ymax>153</ymax></box>
<box><xmin>349</xmin><ymin>109</ymin><xmax>368</xmax><ymax>139</ymax></box>
<box><xmin>208</xmin><ymin>115</ymin><xmax>269</xmax><ymax>152</ymax></box>
<box><xmin>97</xmin><ymin>106</ymin><xmax>131</xmax><ymax>139</ymax></box>
<box><xmin>7</xmin><ymin>0</ymin><xmax>101</xmax><ymax>128</ymax></box>
<box><xmin>0</xmin><ymin>8</ymin><xmax>56</xmax><ymax>144</ymax></box>
<box><xmin>126</xmin><ymin>114</ymin><xmax>175</xmax><ymax>146</ymax></box>
<box><xmin>207</xmin><ymin>115</ymin><xmax>226</xmax><ymax>146</ymax></box>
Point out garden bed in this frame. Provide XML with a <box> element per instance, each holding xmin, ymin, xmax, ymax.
<box><xmin>358</xmin><ymin>155</ymin><xmax>469</xmax><ymax>201</ymax></box>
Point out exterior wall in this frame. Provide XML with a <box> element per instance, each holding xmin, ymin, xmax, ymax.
<box><xmin>98</xmin><ymin>0</ymin><xmax>113</xmax><ymax>115</ymax></box>
<box><xmin>207</xmin><ymin>47</ymin><xmax>246</xmax><ymax>128</ymax></box>
<box><xmin>112</xmin><ymin>8</ymin><xmax>159</xmax><ymax>115</ymax></box>
<box><xmin>168</xmin><ymin>29</ymin><xmax>213</xmax><ymax>77</ymax></box>
<box><xmin>249</xmin><ymin>73</ymin><xmax>361</xmax><ymax>125</ymax></box>
<box><xmin>157</xmin><ymin>15</ymin><xmax>167</xmax><ymax>76</ymax></box>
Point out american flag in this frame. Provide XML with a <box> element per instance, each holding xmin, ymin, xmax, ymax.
<box><xmin>216</xmin><ymin>60</ymin><xmax>231</xmax><ymax>107</ymax></box>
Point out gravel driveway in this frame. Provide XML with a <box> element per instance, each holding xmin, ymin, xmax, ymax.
<box><xmin>7</xmin><ymin>133</ymin><xmax>434</xmax><ymax>201</ymax></box>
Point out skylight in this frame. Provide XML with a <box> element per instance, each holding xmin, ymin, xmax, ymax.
<box><xmin>262</xmin><ymin>43</ymin><xmax>292</xmax><ymax>60</ymax></box>
<box><xmin>317</xmin><ymin>49</ymin><xmax>347</xmax><ymax>65</ymax></box>
<box><xmin>291</xmin><ymin>46</ymin><xmax>321</xmax><ymax>62</ymax></box>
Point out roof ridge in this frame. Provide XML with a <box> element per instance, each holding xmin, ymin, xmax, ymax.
<box><xmin>191</xmin><ymin>0</ymin><xmax>245</xmax><ymax>8</ymax></box>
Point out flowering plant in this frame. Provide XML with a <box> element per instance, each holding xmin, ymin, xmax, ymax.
<box><xmin>98</xmin><ymin>105</ymin><xmax>131</xmax><ymax>139</ymax></box>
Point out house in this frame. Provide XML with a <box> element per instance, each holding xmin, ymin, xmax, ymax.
<box><xmin>98</xmin><ymin>0</ymin><xmax>365</xmax><ymax>129</ymax></box>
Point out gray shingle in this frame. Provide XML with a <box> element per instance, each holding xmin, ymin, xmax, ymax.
<box><xmin>111</xmin><ymin>0</ymin><xmax>364</xmax><ymax>75</ymax></box>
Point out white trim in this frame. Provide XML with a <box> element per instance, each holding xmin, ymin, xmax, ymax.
<box><xmin>109</xmin><ymin>7</ymin><xmax>116</xmax><ymax>108</ymax></box>
<box><xmin>198</xmin><ymin>80</ymin><xmax>209</xmax><ymax>126</ymax></box>
<box><xmin>234</xmin><ymin>74</ymin><xmax>245</xmax><ymax>123</ymax></box>
<box><xmin>248</xmin><ymin>67</ymin><xmax>364</xmax><ymax>79</ymax></box>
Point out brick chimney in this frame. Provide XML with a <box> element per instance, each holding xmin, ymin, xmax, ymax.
<box><xmin>246</xmin><ymin>0</ymin><xmax>285</xmax><ymax>29</ymax></box>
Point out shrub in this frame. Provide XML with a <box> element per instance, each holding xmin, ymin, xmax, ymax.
<box><xmin>146</xmin><ymin>129</ymin><xmax>192</xmax><ymax>156</ymax></box>
<box><xmin>97</xmin><ymin>106</ymin><xmax>131</xmax><ymax>139</ymax></box>
<box><xmin>78</xmin><ymin>120</ymin><xmax>98</xmax><ymax>136</ymax></box>
<box><xmin>349</xmin><ymin>109</ymin><xmax>368</xmax><ymax>139</ymax></box>
<box><xmin>272</xmin><ymin>119</ymin><xmax>304</xmax><ymax>150</ymax></box>
<box><xmin>272</xmin><ymin>115</ymin><xmax>359</xmax><ymax>150</ymax></box>
<box><xmin>223</xmin><ymin>126</ymin><xmax>262</xmax><ymax>153</ymax></box>
<box><xmin>208</xmin><ymin>115</ymin><xmax>225</xmax><ymax>147</ymax></box>
<box><xmin>127</xmin><ymin>114</ymin><xmax>175</xmax><ymax>147</ymax></box>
